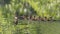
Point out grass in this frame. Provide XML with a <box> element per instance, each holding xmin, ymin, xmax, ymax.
<box><xmin>0</xmin><ymin>20</ymin><xmax>60</xmax><ymax>34</ymax></box>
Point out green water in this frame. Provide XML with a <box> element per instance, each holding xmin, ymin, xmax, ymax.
<box><xmin>0</xmin><ymin>20</ymin><xmax>60</xmax><ymax>34</ymax></box>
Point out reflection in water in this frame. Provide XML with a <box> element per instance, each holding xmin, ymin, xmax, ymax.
<box><xmin>19</xmin><ymin>20</ymin><xmax>60</xmax><ymax>34</ymax></box>
<box><xmin>0</xmin><ymin>20</ymin><xmax>60</xmax><ymax>34</ymax></box>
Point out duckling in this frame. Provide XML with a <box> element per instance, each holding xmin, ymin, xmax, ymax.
<box><xmin>41</xmin><ymin>17</ymin><xmax>45</xmax><ymax>21</ymax></box>
<box><xmin>47</xmin><ymin>17</ymin><xmax>56</xmax><ymax>21</ymax></box>
<box><xmin>44</xmin><ymin>17</ymin><xmax>47</xmax><ymax>20</ymax></box>
<box><xmin>47</xmin><ymin>17</ymin><xmax>51</xmax><ymax>21</ymax></box>
<box><xmin>14</xmin><ymin>16</ymin><xmax>18</xmax><ymax>25</ymax></box>
<box><xmin>40</xmin><ymin>17</ymin><xmax>47</xmax><ymax>21</ymax></box>
<box><xmin>38</xmin><ymin>16</ymin><xmax>41</xmax><ymax>20</ymax></box>
<box><xmin>19</xmin><ymin>15</ymin><xmax>24</xmax><ymax>20</ymax></box>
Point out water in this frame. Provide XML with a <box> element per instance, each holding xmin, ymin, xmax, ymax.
<box><xmin>0</xmin><ymin>20</ymin><xmax>60</xmax><ymax>34</ymax></box>
<box><xmin>18</xmin><ymin>20</ymin><xmax>60</xmax><ymax>34</ymax></box>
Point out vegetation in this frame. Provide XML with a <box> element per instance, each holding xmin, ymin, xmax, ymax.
<box><xmin>0</xmin><ymin>0</ymin><xmax>60</xmax><ymax>34</ymax></box>
<box><xmin>0</xmin><ymin>0</ymin><xmax>60</xmax><ymax>20</ymax></box>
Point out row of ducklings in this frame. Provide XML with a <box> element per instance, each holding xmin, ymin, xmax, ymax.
<box><xmin>14</xmin><ymin>15</ymin><xmax>56</xmax><ymax>25</ymax></box>
<box><xmin>18</xmin><ymin>15</ymin><xmax>56</xmax><ymax>21</ymax></box>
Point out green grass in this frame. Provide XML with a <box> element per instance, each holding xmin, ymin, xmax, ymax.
<box><xmin>0</xmin><ymin>20</ymin><xmax>60</xmax><ymax>34</ymax></box>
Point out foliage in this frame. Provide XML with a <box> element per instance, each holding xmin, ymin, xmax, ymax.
<box><xmin>0</xmin><ymin>0</ymin><xmax>60</xmax><ymax>34</ymax></box>
<box><xmin>0</xmin><ymin>0</ymin><xmax>60</xmax><ymax>19</ymax></box>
